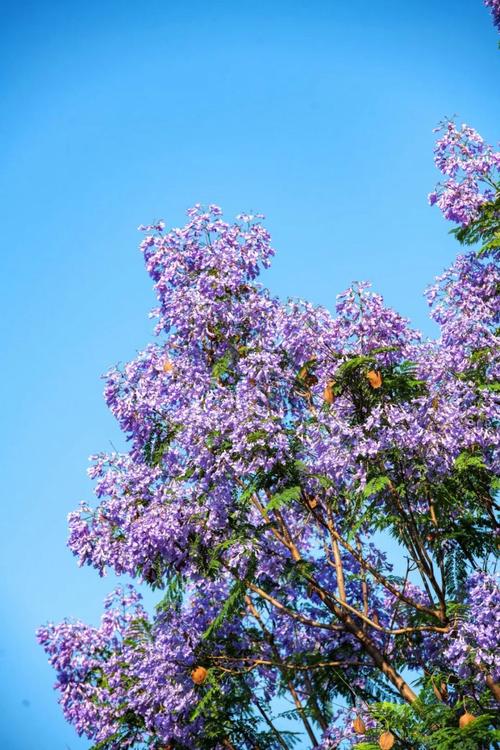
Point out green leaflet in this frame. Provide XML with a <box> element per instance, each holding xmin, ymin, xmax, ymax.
<box><xmin>452</xmin><ymin>192</ymin><xmax>500</xmax><ymax>257</ymax></box>
<box><xmin>454</xmin><ymin>450</ymin><xmax>486</xmax><ymax>472</ymax></box>
<box><xmin>206</xmin><ymin>534</ymin><xmax>247</xmax><ymax>574</ymax></box>
<box><xmin>246</xmin><ymin>429</ymin><xmax>268</xmax><ymax>443</ymax></box>
<box><xmin>123</xmin><ymin>617</ymin><xmax>153</xmax><ymax>648</ymax></box>
<box><xmin>155</xmin><ymin>573</ymin><xmax>185</xmax><ymax>612</ymax></box>
<box><xmin>143</xmin><ymin>423</ymin><xmax>180</xmax><ymax>467</ymax></box>
<box><xmin>89</xmin><ymin>732</ymin><xmax>122</xmax><ymax>750</ymax></box>
<box><xmin>202</xmin><ymin>578</ymin><xmax>247</xmax><ymax>641</ymax></box>
<box><xmin>362</xmin><ymin>475</ymin><xmax>391</xmax><ymax>498</ymax></box>
<box><xmin>264</xmin><ymin>485</ymin><xmax>301</xmax><ymax>512</ymax></box>
<box><xmin>190</xmin><ymin>680</ymin><xmax>220</xmax><ymax>721</ymax></box>
<box><xmin>211</xmin><ymin>350</ymin><xmax>233</xmax><ymax>380</ymax></box>
<box><xmin>336</xmin><ymin>354</ymin><xmax>374</xmax><ymax>375</ymax></box>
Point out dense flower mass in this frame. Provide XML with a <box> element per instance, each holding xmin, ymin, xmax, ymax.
<box><xmin>428</xmin><ymin>120</ymin><xmax>499</xmax><ymax>225</ymax></box>
<box><xmin>38</xmin><ymin>190</ymin><xmax>499</xmax><ymax>748</ymax></box>
<box><xmin>444</xmin><ymin>572</ymin><xmax>500</xmax><ymax>684</ymax></box>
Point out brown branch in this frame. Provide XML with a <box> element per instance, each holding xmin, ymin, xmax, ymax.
<box><xmin>331</xmin><ymin>536</ymin><xmax>347</xmax><ymax>602</ymax></box>
<box><xmin>209</xmin><ymin>655</ymin><xmax>364</xmax><ymax>671</ymax></box>
<box><xmin>234</xmin><ymin>476</ymin><xmax>296</xmax><ymax>552</ymax></box>
<box><xmin>385</xmin><ymin>472</ymin><xmax>446</xmax><ymax>619</ymax></box>
<box><xmin>325</xmin><ymin>590</ymin><xmax>449</xmax><ymax>636</ymax></box>
<box><xmin>485</xmin><ymin>674</ymin><xmax>500</xmax><ymax>703</ymax></box>
<box><xmin>246</xmin><ymin>581</ymin><xmax>341</xmax><ymax>631</ymax></box>
<box><xmin>383</xmin><ymin>557</ymin><xmax>412</xmax><ymax>655</ymax></box>
<box><xmin>356</xmin><ymin>536</ymin><xmax>369</xmax><ymax>624</ymax></box>
<box><xmin>321</xmin><ymin>510</ymin><xmax>442</xmax><ymax>620</ymax></box>
<box><xmin>267</xmin><ymin>532</ymin><xmax>420</xmax><ymax>704</ymax></box>
<box><xmin>239</xmin><ymin>477</ymin><xmax>420</xmax><ymax>704</ymax></box>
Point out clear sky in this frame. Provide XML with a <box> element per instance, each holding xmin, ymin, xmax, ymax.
<box><xmin>0</xmin><ymin>1</ymin><xmax>498</xmax><ymax>748</ymax></box>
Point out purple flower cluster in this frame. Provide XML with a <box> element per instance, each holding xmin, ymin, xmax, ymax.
<box><xmin>38</xmin><ymin>199</ymin><xmax>499</xmax><ymax>748</ymax></box>
<box><xmin>444</xmin><ymin>572</ymin><xmax>500</xmax><ymax>684</ymax></box>
<box><xmin>37</xmin><ymin>583</ymin><xmax>247</xmax><ymax>747</ymax></box>
<box><xmin>428</xmin><ymin>120</ymin><xmax>499</xmax><ymax>225</ymax></box>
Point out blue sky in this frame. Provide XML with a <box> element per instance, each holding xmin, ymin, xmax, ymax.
<box><xmin>0</xmin><ymin>1</ymin><xmax>498</xmax><ymax>748</ymax></box>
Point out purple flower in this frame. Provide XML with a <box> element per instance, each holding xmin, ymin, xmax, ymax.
<box><xmin>429</xmin><ymin>119</ymin><xmax>499</xmax><ymax>226</ymax></box>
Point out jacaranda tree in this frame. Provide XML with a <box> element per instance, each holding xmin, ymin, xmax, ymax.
<box><xmin>39</xmin><ymin>9</ymin><xmax>499</xmax><ymax>750</ymax></box>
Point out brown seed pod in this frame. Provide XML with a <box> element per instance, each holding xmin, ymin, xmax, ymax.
<box><xmin>191</xmin><ymin>666</ymin><xmax>208</xmax><ymax>685</ymax></box>
<box><xmin>322</xmin><ymin>379</ymin><xmax>335</xmax><ymax>403</ymax></box>
<box><xmin>367</xmin><ymin>370</ymin><xmax>383</xmax><ymax>389</ymax></box>
<box><xmin>378</xmin><ymin>730</ymin><xmax>395</xmax><ymax>749</ymax></box>
<box><xmin>306</xmin><ymin>496</ymin><xmax>318</xmax><ymax>509</ymax></box>
<box><xmin>352</xmin><ymin>716</ymin><xmax>366</xmax><ymax>734</ymax></box>
<box><xmin>459</xmin><ymin>712</ymin><xmax>476</xmax><ymax>728</ymax></box>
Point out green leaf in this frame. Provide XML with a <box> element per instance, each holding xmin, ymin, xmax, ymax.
<box><xmin>454</xmin><ymin>451</ymin><xmax>486</xmax><ymax>472</ymax></box>
<box><xmin>212</xmin><ymin>351</ymin><xmax>233</xmax><ymax>380</ymax></box>
<box><xmin>206</xmin><ymin>534</ymin><xmax>247</xmax><ymax>575</ymax></box>
<box><xmin>143</xmin><ymin>423</ymin><xmax>180</xmax><ymax>467</ymax></box>
<box><xmin>264</xmin><ymin>485</ymin><xmax>301</xmax><ymax>512</ymax></box>
<box><xmin>336</xmin><ymin>354</ymin><xmax>374</xmax><ymax>376</ymax></box>
<box><xmin>202</xmin><ymin>579</ymin><xmax>247</xmax><ymax>641</ymax></box>
<box><xmin>190</xmin><ymin>681</ymin><xmax>221</xmax><ymax>721</ymax></box>
<box><xmin>247</xmin><ymin>429</ymin><xmax>268</xmax><ymax>443</ymax></box>
<box><xmin>452</xmin><ymin>191</ymin><xmax>500</xmax><ymax>257</ymax></box>
<box><xmin>362</xmin><ymin>476</ymin><xmax>391</xmax><ymax>498</ymax></box>
<box><xmin>155</xmin><ymin>573</ymin><xmax>185</xmax><ymax>612</ymax></box>
<box><xmin>369</xmin><ymin>346</ymin><xmax>398</xmax><ymax>355</ymax></box>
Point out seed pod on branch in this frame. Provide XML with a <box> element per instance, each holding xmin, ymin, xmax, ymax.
<box><xmin>378</xmin><ymin>730</ymin><xmax>395</xmax><ymax>749</ymax></box>
<box><xmin>367</xmin><ymin>370</ymin><xmax>383</xmax><ymax>389</ymax></box>
<box><xmin>352</xmin><ymin>716</ymin><xmax>366</xmax><ymax>734</ymax></box>
<box><xmin>323</xmin><ymin>380</ymin><xmax>335</xmax><ymax>404</ymax></box>
<box><xmin>191</xmin><ymin>666</ymin><xmax>208</xmax><ymax>685</ymax></box>
<box><xmin>459</xmin><ymin>712</ymin><xmax>476</xmax><ymax>728</ymax></box>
